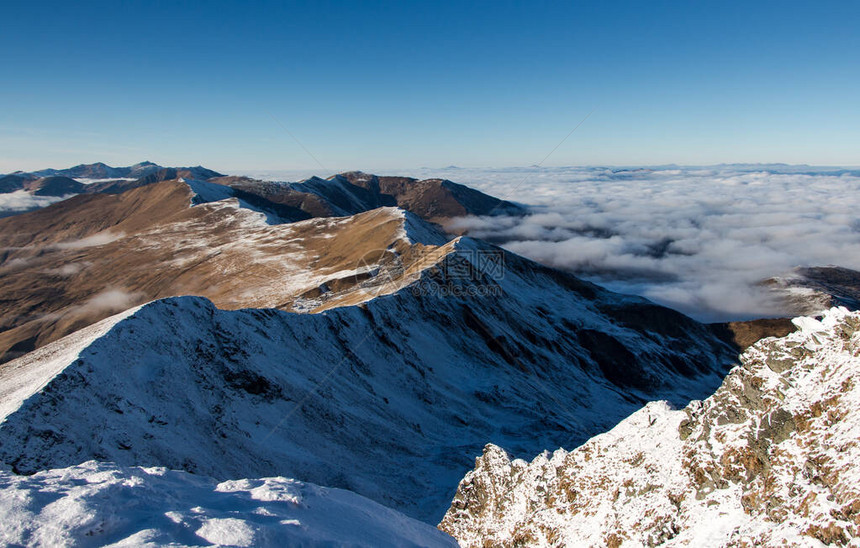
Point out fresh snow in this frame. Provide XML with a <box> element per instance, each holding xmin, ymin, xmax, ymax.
<box><xmin>442</xmin><ymin>307</ymin><xmax>860</xmax><ymax>546</ymax></box>
<box><xmin>0</xmin><ymin>461</ymin><xmax>456</xmax><ymax>547</ymax></box>
<box><xmin>0</xmin><ymin>307</ymin><xmax>141</xmax><ymax>420</ymax></box>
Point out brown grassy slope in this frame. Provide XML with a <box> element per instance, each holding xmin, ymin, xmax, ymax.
<box><xmin>0</xmin><ymin>180</ymin><xmax>449</xmax><ymax>362</ymax></box>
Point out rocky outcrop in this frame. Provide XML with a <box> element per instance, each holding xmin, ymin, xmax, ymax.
<box><xmin>441</xmin><ymin>307</ymin><xmax>860</xmax><ymax>546</ymax></box>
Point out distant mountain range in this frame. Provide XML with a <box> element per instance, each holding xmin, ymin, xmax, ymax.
<box><xmin>0</xmin><ymin>162</ymin><xmax>224</xmax><ymax>206</ymax></box>
<box><xmin>212</xmin><ymin>171</ymin><xmax>525</xmax><ymax>223</ymax></box>
<box><xmin>0</xmin><ymin>162</ymin><xmax>525</xmax><ymax>224</ymax></box>
<box><xmin>32</xmin><ymin>160</ymin><xmax>164</xmax><ymax>180</ymax></box>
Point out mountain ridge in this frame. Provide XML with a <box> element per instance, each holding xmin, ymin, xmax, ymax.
<box><xmin>0</xmin><ymin>235</ymin><xmax>736</xmax><ymax>520</ymax></box>
<box><xmin>0</xmin><ymin>179</ymin><xmax>455</xmax><ymax>362</ymax></box>
<box><xmin>209</xmin><ymin>170</ymin><xmax>526</xmax><ymax>224</ymax></box>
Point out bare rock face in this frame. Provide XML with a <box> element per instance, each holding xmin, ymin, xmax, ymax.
<box><xmin>441</xmin><ymin>307</ymin><xmax>860</xmax><ymax>546</ymax></box>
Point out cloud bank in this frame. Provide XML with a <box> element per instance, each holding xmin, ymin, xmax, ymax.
<box><xmin>401</xmin><ymin>165</ymin><xmax>860</xmax><ymax>322</ymax></box>
<box><xmin>0</xmin><ymin>191</ymin><xmax>69</xmax><ymax>217</ymax></box>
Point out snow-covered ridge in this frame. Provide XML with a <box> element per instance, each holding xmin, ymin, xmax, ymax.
<box><xmin>0</xmin><ymin>244</ymin><xmax>734</xmax><ymax>522</ymax></box>
<box><xmin>74</xmin><ymin>177</ymin><xmax>137</xmax><ymax>184</ymax></box>
<box><xmin>0</xmin><ymin>306</ymin><xmax>141</xmax><ymax>420</ymax></box>
<box><xmin>0</xmin><ymin>460</ymin><xmax>455</xmax><ymax>547</ymax></box>
<box><xmin>441</xmin><ymin>307</ymin><xmax>860</xmax><ymax>546</ymax></box>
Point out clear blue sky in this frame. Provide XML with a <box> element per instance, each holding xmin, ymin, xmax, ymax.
<box><xmin>2</xmin><ymin>0</ymin><xmax>859</xmax><ymax>173</ymax></box>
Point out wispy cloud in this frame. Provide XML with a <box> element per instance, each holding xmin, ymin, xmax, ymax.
<box><xmin>43</xmin><ymin>262</ymin><xmax>90</xmax><ymax>276</ymax></box>
<box><xmin>34</xmin><ymin>289</ymin><xmax>144</xmax><ymax>323</ymax></box>
<box><xmin>53</xmin><ymin>232</ymin><xmax>125</xmax><ymax>250</ymax></box>
<box><xmin>77</xmin><ymin>289</ymin><xmax>142</xmax><ymax>315</ymax></box>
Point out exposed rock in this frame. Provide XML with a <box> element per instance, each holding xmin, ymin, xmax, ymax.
<box><xmin>442</xmin><ymin>307</ymin><xmax>860</xmax><ymax>546</ymax></box>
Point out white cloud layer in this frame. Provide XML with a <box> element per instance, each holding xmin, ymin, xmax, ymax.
<box><xmin>402</xmin><ymin>165</ymin><xmax>860</xmax><ymax>322</ymax></box>
<box><xmin>0</xmin><ymin>191</ymin><xmax>68</xmax><ymax>216</ymax></box>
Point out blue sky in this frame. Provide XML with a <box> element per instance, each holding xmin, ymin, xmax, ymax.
<box><xmin>2</xmin><ymin>1</ymin><xmax>859</xmax><ymax>173</ymax></box>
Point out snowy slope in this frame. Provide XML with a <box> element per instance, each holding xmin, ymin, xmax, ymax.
<box><xmin>0</xmin><ymin>238</ymin><xmax>735</xmax><ymax>522</ymax></box>
<box><xmin>0</xmin><ymin>307</ymin><xmax>141</xmax><ymax>420</ymax></box>
<box><xmin>441</xmin><ymin>307</ymin><xmax>860</xmax><ymax>546</ymax></box>
<box><xmin>0</xmin><ymin>461</ymin><xmax>455</xmax><ymax>547</ymax></box>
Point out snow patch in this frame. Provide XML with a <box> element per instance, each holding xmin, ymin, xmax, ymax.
<box><xmin>0</xmin><ymin>461</ymin><xmax>456</xmax><ymax>547</ymax></box>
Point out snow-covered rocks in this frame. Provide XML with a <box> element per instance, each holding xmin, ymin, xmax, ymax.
<box><xmin>0</xmin><ymin>461</ymin><xmax>456</xmax><ymax>547</ymax></box>
<box><xmin>441</xmin><ymin>307</ymin><xmax>860</xmax><ymax>546</ymax></box>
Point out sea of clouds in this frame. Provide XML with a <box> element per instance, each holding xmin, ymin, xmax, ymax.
<box><xmin>0</xmin><ymin>190</ymin><xmax>68</xmax><ymax>218</ymax></box>
<box><xmin>394</xmin><ymin>165</ymin><xmax>860</xmax><ymax>322</ymax></box>
<box><xmin>189</xmin><ymin>165</ymin><xmax>860</xmax><ymax>322</ymax></box>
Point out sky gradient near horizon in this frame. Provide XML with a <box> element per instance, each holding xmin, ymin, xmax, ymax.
<box><xmin>2</xmin><ymin>1</ymin><xmax>859</xmax><ymax>173</ymax></box>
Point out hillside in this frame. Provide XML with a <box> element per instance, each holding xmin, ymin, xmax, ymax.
<box><xmin>765</xmin><ymin>266</ymin><xmax>860</xmax><ymax>316</ymax></box>
<box><xmin>0</xmin><ymin>236</ymin><xmax>736</xmax><ymax>521</ymax></box>
<box><xmin>0</xmin><ymin>179</ymin><xmax>449</xmax><ymax>361</ymax></box>
<box><xmin>441</xmin><ymin>307</ymin><xmax>860</xmax><ymax>546</ymax></box>
<box><xmin>212</xmin><ymin>170</ymin><xmax>526</xmax><ymax>223</ymax></box>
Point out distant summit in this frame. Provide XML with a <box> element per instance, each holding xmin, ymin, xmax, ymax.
<box><xmin>211</xmin><ymin>170</ymin><xmax>526</xmax><ymax>225</ymax></box>
<box><xmin>1</xmin><ymin>165</ymin><xmax>524</xmax><ymax>225</ymax></box>
<box><xmin>0</xmin><ymin>162</ymin><xmax>225</xmax><ymax>216</ymax></box>
<box><xmin>30</xmin><ymin>160</ymin><xmax>176</xmax><ymax>181</ymax></box>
